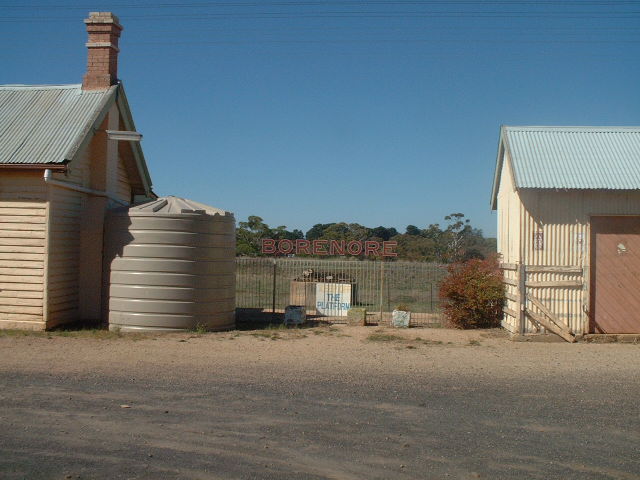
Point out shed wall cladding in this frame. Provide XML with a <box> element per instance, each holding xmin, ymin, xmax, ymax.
<box><xmin>498</xmin><ymin>164</ymin><xmax>640</xmax><ymax>335</ymax></box>
<box><xmin>497</xmin><ymin>152</ymin><xmax>521</xmax><ymax>264</ymax></box>
<box><xmin>0</xmin><ymin>172</ymin><xmax>47</xmax><ymax>330</ymax></box>
<box><xmin>497</xmin><ymin>155</ymin><xmax>523</xmax><ymax>334</ymax></box>
<box><xmin>518</xmin><ymin>189</ymin><xmax>640</xmax><ymax>335</ymax></box>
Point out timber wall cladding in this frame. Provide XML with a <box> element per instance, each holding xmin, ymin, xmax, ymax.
<box><xmin>0</xmin><ymin>174</ymin><xmax>47</xmax><ymax>329</ymax></box>
<box><xmin>46</xmin><ymin>143</ymin><xmax>88</xmax><ymax>328</ymax></box>
<box><xmin>116</xmin><ymin>157</ymin><xmax>131</xmax><ymax>204</ymax></box>
<box><xmin>591</xmin><ymin>216</ymin><xmax>640</xmax><ymax>334</ymax></box>
<box><xmin>46</xmin><ymin>187</ymin><xmax>83</xmax><ymax>327</ymax></box>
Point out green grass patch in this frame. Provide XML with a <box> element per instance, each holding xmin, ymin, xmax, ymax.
<box><xmin>191</xmin><ymin>323</ymin><xmax>208</xmax><ymax>335</ymax></box>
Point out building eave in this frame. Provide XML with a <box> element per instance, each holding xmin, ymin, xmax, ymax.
<box><xmin>490</xmin><ymin>126</ymin><xmax>506</xmax><ymax>210</ymax></box>
<box><xmin>115</xmin><ymin>84</ymin><xmax>153</xmax><ymax>196</ymax></box>
<box><xmin>63</xmin><ymin>85</ymin><xmax>119</xmax><ymax>164</ymax></box>
<box><xmin>491</xmin><ymin>125</ymin><xmax>522</xmax><ymax>210</ymax></box>
<box><xmin>0</xmin><ymin>163</ymin><xmax>68</xmax><ymax>172</ymax></box>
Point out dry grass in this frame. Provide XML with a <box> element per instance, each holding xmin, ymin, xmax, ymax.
<box><xmin>414</xmin><ymin>336</ymin><xmax>446</xmax><ymax>346</ymax></box>
<box><xmin>367</xmin><ymin>332</ymin><xmax>406</xmax><ymax>342</ymax></box>
<box><xmin>0</xmin><ymin>324</ymin><xmax>479</xmax><ymax>350</ymax></box>
<box><xmin>246</xmin><ymin>324</ymin><xmax>310</xmax><ymax>341</ymax></box>
<box><xmin>0</xmin><ymin>328</ymin><xmax>148</xmax><ymax>341</ymax></box>
<box><xmin>367</xmin><ymin>330</ymin><xmax>460</xmax><ymax>348</ymax></box>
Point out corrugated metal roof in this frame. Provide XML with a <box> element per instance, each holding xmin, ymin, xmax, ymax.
<box><xmin>504</xmin><ymin>126</ymin><xmax>640</xmax><ymax>190</ymax></box>
<box><xmin>0</xmin><ymin>84</ymin><xmax>115</xmax><ymax>164</ymax></box>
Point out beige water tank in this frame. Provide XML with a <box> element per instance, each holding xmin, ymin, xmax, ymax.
<box><xmin>105</xmin><ymin>196</ymin><xmax>235</xmax><ymax>332</ymax></box>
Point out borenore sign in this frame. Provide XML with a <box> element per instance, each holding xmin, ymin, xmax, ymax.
<box><xmin>262</xmin><ymin>239</ymin><xmax>398</xmax><ymax>257</ymax></box>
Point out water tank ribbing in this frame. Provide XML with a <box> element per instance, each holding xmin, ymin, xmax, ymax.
<box><xmin>105</xmin><ymin>196</ymin><xmax>235</xmax><ymax>332</ymax></box>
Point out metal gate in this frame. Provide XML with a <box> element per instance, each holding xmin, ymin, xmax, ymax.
<box><xmin>236</xmin><ymin>258</ymin><xmax>446</xmax><ymax>326</ymax></box>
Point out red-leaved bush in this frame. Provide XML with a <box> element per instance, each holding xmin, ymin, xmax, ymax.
<box><xmin>439</xmin><ymin>256</ymin><xmax>505</xmax><ymax>329</ymax></box>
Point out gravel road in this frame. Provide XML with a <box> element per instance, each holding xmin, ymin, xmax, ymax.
<box><xmin>0</xmin><ymin>326</ymin><xmax>638</xmax><ymax>480</ymax></box>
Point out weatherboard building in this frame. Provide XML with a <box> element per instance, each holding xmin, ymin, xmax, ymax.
<box><xmin>0</xmin><ymin>13</ymin><xmax>154</xmax><ymax>330</ymax></box>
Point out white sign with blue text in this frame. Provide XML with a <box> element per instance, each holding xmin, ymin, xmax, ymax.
<box><xmin>315</xmin><ymin>283</ymin><xmax>352</xmax><ymax>316</ymax></box>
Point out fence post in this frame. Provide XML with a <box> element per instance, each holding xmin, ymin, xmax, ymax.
<box><xmin>430</xmin><ymin>282</ymin><xmax>434</xmax><ymax>312</ymax></box>
<box><xmin>518</xmin><ymin>262</ymin><xmax>526</xmax><ymax>335</ymax></box>
<box><xmin>379</xmin><ymin>261</ymin><xmax>384</xmax><ymax>324</ymax></box>
<box><xmin>271</xmin><ymin>259</ymin><xmax>277</xmax><ymax>321</ymax></box>
<box><xmin>582</xmin><ymin>265</ymin><xmax>589</xmax><ymax>335</ymax></box>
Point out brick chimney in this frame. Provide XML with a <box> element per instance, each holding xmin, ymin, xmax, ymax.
<box><xmin>82</xmin><ymin>12</ymin><xmax>123</xmax><ymax>90</ymax></box>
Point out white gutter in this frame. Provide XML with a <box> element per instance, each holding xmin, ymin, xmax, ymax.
<box><xmin>106</xmin><ymin>130</ymin><xmax>142</xmax><ymax>142</ymax></box>
<box><xmin>44</xmin><ymin>169</ymin><xmax>128</xmax><ymax>206</ymax></box>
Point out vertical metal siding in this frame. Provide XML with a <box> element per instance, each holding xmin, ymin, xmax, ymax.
<box><xmin>497</xmin><ymin>153</ymin><xmax>520</xmax><ymax>332</ymax></box>
<box><xmin>517</xmin><ymin>189</ymin><xmax>640</xmax><ymax>334</ymax></box>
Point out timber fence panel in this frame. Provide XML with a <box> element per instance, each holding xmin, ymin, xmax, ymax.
<box><xmin>501</xmin><ymin>264</ymin><xmax>585</xmax><ymax>338</ymax></box>
<box><xmin>500</xmin><ymin>264</ymin><xmax>520</xmax><ymax>333</ymax></box>
<box><xmin>524</xmin><ymin>266</ymin><xmax>584</xmax><ymax>336</ymax></box>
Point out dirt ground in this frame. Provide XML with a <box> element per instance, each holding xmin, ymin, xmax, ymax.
<box><xmin>0</xmin><ymin>325</ymin><xmax>639</xmax><ymax>479</ymax></box>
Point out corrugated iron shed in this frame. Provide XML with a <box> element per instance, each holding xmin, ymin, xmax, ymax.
<box><xmin>0</xmin><ymin>84</ymin><xmax>115</xmax><ymax>164</ymax></box>
<box><xmin>491</xmin><ymin>125</ymin><xmax>640</xmax><ymax>208</ymax></box>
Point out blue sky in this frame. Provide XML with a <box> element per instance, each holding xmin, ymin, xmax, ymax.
<box><xmin>2</xmin><ymin>1</ymin><xmax>639</xmax><ymax>237</ymax></box>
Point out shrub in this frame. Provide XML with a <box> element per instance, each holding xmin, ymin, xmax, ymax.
<box><xmin>439</xmin><ymin>256</ymin><xmax>505</xmax><ymax>329</ymax></box>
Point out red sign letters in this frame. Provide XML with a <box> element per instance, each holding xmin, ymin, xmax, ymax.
<box><xmin>261</xmin><ymin>239</ymin><xmax>397</xmax><ymax>257</ymax></box>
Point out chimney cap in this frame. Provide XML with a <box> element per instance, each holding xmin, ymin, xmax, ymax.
<box><xmin>84</xmin><ymin>12</ymin><xmax>122</xmax><ymax>29</ymax></box>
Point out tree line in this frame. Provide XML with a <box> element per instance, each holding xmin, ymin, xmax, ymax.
<box><xmin>236</xmin><ymin>213</ymin><xmax>496</xmax><ymax>263</ymax></box>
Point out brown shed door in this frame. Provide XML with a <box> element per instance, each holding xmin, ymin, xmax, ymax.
<box><xmin>591</xmin><ymin>216</ymin><xmax>640</xmax><ymax>333</ymax></box>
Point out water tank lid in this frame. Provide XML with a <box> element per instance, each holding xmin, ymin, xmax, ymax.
<box><xmin>128</xmin><ymin>196</ymin><xmax>233</xmax><ymax>217</ymax></box>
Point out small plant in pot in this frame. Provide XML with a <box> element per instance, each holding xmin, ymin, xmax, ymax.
<box><xmin>392</xmin><ymin>304</ymin><xmax>411</xmax><ymax>328</ymax></box>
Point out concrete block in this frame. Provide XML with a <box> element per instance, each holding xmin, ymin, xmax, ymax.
<box><xmin>347</xmin><ymin>308</ymin><xmax>367</xmax><ymax>326</ymax></box>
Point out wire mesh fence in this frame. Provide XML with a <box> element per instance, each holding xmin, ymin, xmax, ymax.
<box><xmin>236</xmin><ymin>258</ymin><xmax>448</xmax><ymax>326</ymax></box>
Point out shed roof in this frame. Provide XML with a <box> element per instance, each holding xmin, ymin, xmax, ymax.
<box><xmin>491</xmin><ymin>126</ymin><xmax>640</xmax><ymax>209</ymax></box>
<box><xmin>0</xmin><ymin>84</ymin><xmax>115</xmax><ymax>165</ymax></box>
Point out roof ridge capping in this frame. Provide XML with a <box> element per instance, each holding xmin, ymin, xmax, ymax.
<box><xmin>503</xmin><ymin>125</ymin><xmax>640</xmax><ymax>132</ymax></box>
<box><xmin>0</xmin><ymin>84</ymin><xmax>82</xmax><ymax>90</ymax></box>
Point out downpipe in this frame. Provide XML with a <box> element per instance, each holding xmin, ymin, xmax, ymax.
<box><xmin>44</xmin><ymin>169</ymin><xmax>128</xmax><ymax>206</ymax></box>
